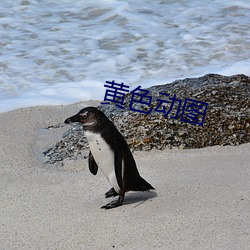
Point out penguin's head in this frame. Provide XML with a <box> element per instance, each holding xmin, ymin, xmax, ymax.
<box><xmin>65</xmin><ymin>107</ymin><xmax>108</xmax><ymax>129</ymax></box>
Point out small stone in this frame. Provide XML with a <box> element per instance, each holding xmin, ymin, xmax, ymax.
<box><xmin>178</xmin><ymin>130</ymin><xmax>186</xmax><ymax>136</ymax></box>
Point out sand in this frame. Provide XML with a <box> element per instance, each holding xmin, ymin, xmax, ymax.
<box><xmin>0</xmin><ymin>102</ymin><xmax>249</xmax><ymax>250</ymax></box>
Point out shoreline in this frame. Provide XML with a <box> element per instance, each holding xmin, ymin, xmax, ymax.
<box><xmin>0</xmin><ymin>103</ymin><xmax>249</xmax><ymax>249</ymax></box>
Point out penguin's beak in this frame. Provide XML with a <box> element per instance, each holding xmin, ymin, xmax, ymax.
<box><xmin>64</xmin><ymin>114</ymin><xmax>81</xmax><ymax>124</ymax></box>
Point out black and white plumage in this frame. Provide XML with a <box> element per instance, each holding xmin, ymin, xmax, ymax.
<box><xmin>65</xmin><ymin>107</ymin><xmax>154</xmax><ymax>209</ymax></box>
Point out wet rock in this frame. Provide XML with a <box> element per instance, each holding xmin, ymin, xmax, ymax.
<box><xmin>43</xmin><ymin>74</ymin><xmax>250</xmax><ymax>164</ymax></box>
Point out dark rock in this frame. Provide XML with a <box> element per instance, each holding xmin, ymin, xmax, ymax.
<box><xmin>43</xmin><ymin>74</ymin><xmax>250</xmax><ymax>164</ymax></box>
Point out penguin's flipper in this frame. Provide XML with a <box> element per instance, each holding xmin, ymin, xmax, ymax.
<box><xmin>88</xmin><ymin>151</ymin><xmax>98</xmax><ymax>175</ymax></box>
<box><xmin>114</xmin><ymin>146</ymin><xmax>124</xmax><ymax>190</ymax></box>
<box><xmin>105</xmin><ymin>187</ymin><xmax>118</xmax><ymax>198</ymax></box>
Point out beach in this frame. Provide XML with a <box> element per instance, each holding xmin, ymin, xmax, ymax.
<box><xmin>0</xmin><ymin>102</ymin><xmax>249</xmax><ymax>249</ymax></box>
<box><xmin>1</xmin><ymin>1</ymin><xmax>250</xmax><ymax>248</ymax></box>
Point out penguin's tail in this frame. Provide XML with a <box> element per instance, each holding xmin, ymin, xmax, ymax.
<box><xmin>132</xmin><ymin>176</ymin><xmax>154</xmax><ymax>192</ymax></box>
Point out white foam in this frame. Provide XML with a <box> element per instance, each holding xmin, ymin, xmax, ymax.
<box><xmin>0</xmin><ymin>0</ymin><xmax>249</xmax><ymax>112</ymax></box>
<box><xmin>218</xmin><ymin>60</ymin><xmax>250</xmax><ymax>76</ymax></box>
<box><xmin>0</xmin><ymin>80</ymin><xmax>106</xmax><ymax>112</ymax></box>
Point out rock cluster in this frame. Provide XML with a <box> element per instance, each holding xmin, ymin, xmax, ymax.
<box><xmin>43</xmin><ymin>74</ymin><xmax>250</xmax><ymax>164</ymax></box>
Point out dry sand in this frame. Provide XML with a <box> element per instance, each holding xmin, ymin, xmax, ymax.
<box><xmin>0</xmin><ymin>102</ymin><xmax>249</xmax><ymax>250</ymax></box>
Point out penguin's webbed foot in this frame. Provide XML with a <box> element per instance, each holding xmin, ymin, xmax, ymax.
<box><xmin>101</xmin><ymin>196</ymin><xmax>124</xmax><ymax>209</ymax></box>
<box><xmin>105</xmin><ymin>187</ymin><xmax>118</xmax><ymax>198</ymax></box>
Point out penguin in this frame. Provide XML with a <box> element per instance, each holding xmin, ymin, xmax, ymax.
<box><xmin>65</xmin><ymin>107</ymin><xmax>154</xmax><ymax>209</ymax></box>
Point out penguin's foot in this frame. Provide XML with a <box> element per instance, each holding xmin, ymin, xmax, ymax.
<box><xmin>105</xmin><ymin>187</ymin><xmax>118</xmax><ymax>198</ymax></box>
<box><xmin>101</xmin><ymin>196</ymin><xmax>124</xmax><ymax>209</ymax></box>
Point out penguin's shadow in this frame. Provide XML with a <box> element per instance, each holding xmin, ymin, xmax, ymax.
<box><xmin>123</xmin><ymin>191</ymin><xmax>157</xmax><ymax>208</ymax></box>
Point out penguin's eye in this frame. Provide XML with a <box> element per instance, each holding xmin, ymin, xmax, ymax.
<box><xmin>79</xmin><ymin>112</ymin><xmax>88</xmax><ymax>119</ymax></box>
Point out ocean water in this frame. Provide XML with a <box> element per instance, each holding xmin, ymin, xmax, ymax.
<box><xmin>0</xmin><ymin>0</ymin><xmax>249</xmax><ymax>112</ymax></box>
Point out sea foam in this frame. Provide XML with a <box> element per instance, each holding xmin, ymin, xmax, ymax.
<box><xmin>0</xmin><ymin>0</ymin><xmax>249</xmax><ymax>112</ymax></box>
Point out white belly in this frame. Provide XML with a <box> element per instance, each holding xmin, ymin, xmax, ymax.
<box><xmin>85</xmin><ymin>131</ymin><xmax>120</xmax><ymax>193</ymax></box>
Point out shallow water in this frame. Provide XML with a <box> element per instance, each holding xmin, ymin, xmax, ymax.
<box><xmin>0</xmin><ymin>0</ymin><xmax>249</xmax><ymax>112</ymax></box>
